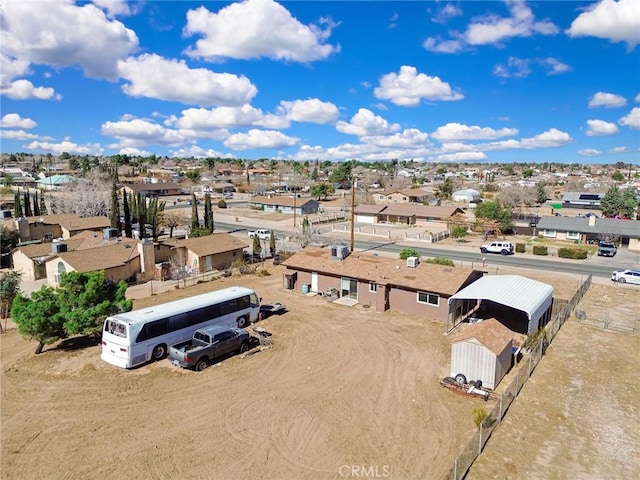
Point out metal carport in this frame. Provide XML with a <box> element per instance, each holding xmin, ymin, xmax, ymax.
<box><xmin>447</xmin><ymin>275</ymin><xmax>553</xmax><ymax>335</ymax></box>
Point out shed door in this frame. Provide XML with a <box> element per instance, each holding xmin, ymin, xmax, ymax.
<box><xmin>311</xmin><ymin>272</ymin><xmax>319</xmax><ymax>292</ymax></box>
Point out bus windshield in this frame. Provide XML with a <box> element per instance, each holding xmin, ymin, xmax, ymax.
<box><xmin>105</xmin><ymin>318</ymin><xmax>127</xmax><ymax>338</ymax></box>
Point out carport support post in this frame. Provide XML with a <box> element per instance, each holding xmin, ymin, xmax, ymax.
<box><xmin>478</xmin><ymin>423</ymin><xmax>483</xmax><ymax>454</ymax></box>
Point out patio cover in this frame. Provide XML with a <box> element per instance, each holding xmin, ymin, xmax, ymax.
<box><xmin>448</xmin><ymin>275</ymin><xmax>553</xmax><ymax>334</ymax></box>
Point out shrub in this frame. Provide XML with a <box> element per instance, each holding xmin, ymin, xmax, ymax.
<box><xmin>399</xmin><ymin>247</ymin><xmax>420</xmax><ymax>260</ymax></box>
<box><xmin>532</xmin><ymin>245</ymin><xmax>548</xmax><ymax>256</ymax></box>
<box><xmin>424</xmin><ymin>257</ymin><xmax>455</xmax><ymax>266</ymax></box>
<box><xmin>515</xmin><ymin>243</ymin><xmax>526</xmax><ymax>253</ymax></box>
<box><xmin>558</xmin><ymin>247</ymin><xmax>588</xmax><ymax>259</ymax></box>
<box><xmin>472</xmin><ymin>408</ymin><xmax>489</xmax><ymax>429</ymax></box>
<box><xmin>217</xmin><ymin>199</ymin><xmax>227</xmax><ymax>209</ymax></box>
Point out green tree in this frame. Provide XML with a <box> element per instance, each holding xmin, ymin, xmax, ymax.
<box><xmin>328</xmin><ymin>161</ymin><xmax>353</xmax><ymax>188</ymax></box>
<box><xmin>190</xmin><ymin>193</ymin><xmax>200</xmax><ymax>230</ymax></box>
<box><xmin>123</xmin><ymin>192</ymin><xmax>132</xmax><ymax>238</ymax></box>
<box><xmin>451</xmin><ymin>225</ymin><xmax>468</xmax><ymax>242</ymax></box>
<box><xmin>12</xmin><ymin>286</ymin><xmax>65</xmax><ymax>354</ymax></box>
<box><xmin>14</xmin><ymin>192</ymin><xmax>22</xmax><ymax>217</ymax></box>
<box><xmin>185</xmin><ymin>169</ymin><xmax>201</xmax><ymax>182</ymax></box>
<box><xmin>269</xmin><ymin>231</ymin><xmax>276</xmax><ymax>256</ymax></box>
<box><xmin>522</xmin><ymin>168</ymin><xmax>534</xmax><ymax>178</ymax></box>
<box><xmin>435</xmin><ymin>177</ymin><xmax>453</xmax><ymax>200</ymax></box>
<box><xmin>475</xmin><ymin>201</ymin><xmax>513</xmax><ymax>232</ymax></box>
<box><xmin>39</xmin><ymin>193</ymin><xmax>48</xmax><ymax>215</ymax></box>
<box><xmin>188</xmin><ymin>227</ymin><xmax>210</xmax><ymax>237</ymax></box>
<box><xmin>399</xmin><ymin>247</ymin><xmax>420</xmax><ymax>260</ymax></box>
<box><xmin>611</xmin><ymin>171</ymin><xmax>625</xmax><ymax>182</ymax></box>
<box><xmin>535</xmin><ymin>182</ymin><xmax>547</xmax><ymax>204</ymax></box>
<box><xmin>0</xmin><ymin>270</ymin><xmax>21</xmax><ymax>330</ymax></box>
<box><xmin>621</xmin><ymin>188</ymin><xmax>639</xmax><ymax>218</ymax></box>
<box><xmin>203</xmin><ymin>193</ymin><xmax>214</xmax><ymax>233</ymax></box>
<box><xmin>252</xmin><ymin>234</ymin><xmax>262</xmax><ymax>258</ymax></box>
<box><xmin>311</xmin><ymin>164</ymin><xmax>318</xmax><ymax>181</ymax></box>
<box><xmin>600</xmin><ymin>185</ymin><xmax>622</xmax><ymax>217</ymax></box>
<box><xmin>1</xmin><ymin>226</ymin><xmax>20</xmax><ymax>267</ymax></box>
<box><xmin>32</xmin><ymin>190</ymin><xmax>40</xmax><ymax>217</ymax></box>
<box><xmin>109</xmin><ymin>180</ymin><xmax>120</xmax><ymax>230</ymax></box>
<box><xmin>311</xmin><ymin>183</ymin><xmax>334</xmax><ymax>200</ymax></box>
<box><xmin>56</xmin><ymin>271</ymin><xmax>132</xmax><ymax>336</ymax></box>
<box><xmin>23</xmin><ymin>192</ymin><xmax>32</xmax><ymax>217</ymax></box>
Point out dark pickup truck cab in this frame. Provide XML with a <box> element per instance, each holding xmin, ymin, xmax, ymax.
<box><xmin>169</xmin><ymin>325</ymin><xmax>251</xmax><ymax>371</ymax></box>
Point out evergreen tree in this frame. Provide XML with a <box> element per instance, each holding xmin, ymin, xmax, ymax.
<box><xmin>39</xmin><ymin>194</ymin><xmax>48</xmax><ymax>215</ymax></box>
<box><xmin>204</xmin><ymin>193</ymin><xmax>214</xmax><ymax>233</ymax></box>
<box><xmin>191</xmin><ymin>193</ymin><xmax>200</xmax><ymax>230</ymax></box>
<box><xmin>11</xmin><ymin>286</ymin><xmax>65</xmax><ymax>354</ymax></box>
<box><xmin>252</xmin><ymin>234</ymin><xmax>262</xmax><ymax>258</ymax></box>
<box><xmin>23</xmin><ymin>192</ymin><xmax>32</xmax><ymax>217</ymax></box>
<box><xmin>269</xmin><ymin>230</ymin><xmax>276</xmax><ymax>256</ymax></box>
<box><xmin>109</xmin><ymin>180</ymin><xmax>120</xmax><ymax>230</ymax></box>
<box><xmin>123</xmin><ymin>192</ymin><xmax>132</xmax><ymax>238</ymax></box>
<box><xmin>14</xmin><ymin>192</ymin><xmax>22</xmax><ymax>217</ymax></box>
<box><xmin>32</xmin><ymin>190</ymin><xmax>40</xmax><ymax>217</ymax></box>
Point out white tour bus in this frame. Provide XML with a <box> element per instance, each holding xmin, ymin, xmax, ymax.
<box><xmin>101</xmin><ymin>286</ymin><xmax>260</xmax><ymax>369</ymax></box>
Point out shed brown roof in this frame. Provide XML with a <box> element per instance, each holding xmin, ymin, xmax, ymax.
<box><xmin>282</xmin><ymin>247</ymin><xmax>482</xmax><ymax>296</ymax></box>
<box><xmin>24</xmin><ymin>213</ymin><xmax>110</xmax><ymax>231</ymax></box>
<box><xmin>354</xmin><ymin>204</ymin><xmax>386</xmax><ymax>214</ymax></box>
<box><xmin>163</xmin><ymin>233</ymin><xmax>248</xmax><ymax>257</ymax></box>
<box><xmin>123</xmin><ymin>182</ymin><xmax>182</xmax><ymax>192</ymax></box>
<box><xmin>451</xmin><ymin>318</ymin><xmax>514</xmax><ymax>355</ymax></box>
<box><xmin>13</xmin><ymin>234</ymin><xmax>137</xmax><ymax>259</ymax></box>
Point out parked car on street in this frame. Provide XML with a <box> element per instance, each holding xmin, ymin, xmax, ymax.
<box><xmin>480</xmin><ymin>241</ymin><xmax>514</xmax><ymax>255</ymax></box>
<box><xmin>611</xmin><ymin>269</ymin><xmax>640</xmax><ymax>285</ymax></box>
<box><xmin>597</xmin><ymin>241</ymin><xmax>617</xmax><ymax>257</ymax></box>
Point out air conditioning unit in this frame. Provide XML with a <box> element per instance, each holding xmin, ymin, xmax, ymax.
<box><xmin>52</xmin><ymin>242</ymin><xmax>68</xmax><ymax>254</ymax></box>
<box><xmin>0</xmin><ymin>210</ymin><xmax>12</xmax><ymax>219</ymax></box>
<box><xmin>406</xmin><ymin>256</ymin><xmax>419</xmax><ymax>268</ymax></box>
<box><xmin>103</xmin><ymin>227</ymin><xmax>118</xmax><ymax>240</ymax></box>
<box><xmin>331</xmin><ymin>245</ymin><xmax>350</xmax><ymax>260</ymax></box>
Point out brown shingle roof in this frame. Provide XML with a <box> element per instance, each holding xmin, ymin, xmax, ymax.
<box><xmin>381</xmin><ymin>204</ymin><xmax>463</xmax><ymax>218</ymax></box>
<box><xmin>57</xmin><ymin>242</ymin><xmax>140</xmax><ymax>272</ymax></box>
<box><xmin>163</xmin><ymin>233</ymin><xmax>248</xmax><ymax>256</ymax></box>
<box><xmin>24</xmin><ymin>213</ymin><xmax>110</xmax><ymax>231</ymax></box>
<box><xmin>354</xmin><ymin>204</ymin><xmax>386</xmax><ymax>214</ymax></box>
<box><xmin>282</xmin><ymin>247</ymin><xmax>481</xmax><ymax>296</ymax></box>
<box><xmin>13</xmin><ymin>234</ymin><xmax>137</xmax><ymax>258</ymax></box>
<box><xmin>123</xmin><ymin>182</ymin><xmax>182</xmax><ymax>192</ymax></box>
<box><xmin>451</xmin><ymin>318</ymin><xmax>514</xmax><ymax>355</ymax></box>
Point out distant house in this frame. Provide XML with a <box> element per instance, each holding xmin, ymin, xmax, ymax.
<box><xmin>452</xmin><ymin>189</ymin><xmax>481</xmax><ymax>203</ymax></box>
<box><xmin>249</xmin><ymin>195</ymin><xmax>319</xmax><ymax>216</ymax></box>
<box><xmin>281</xmin><ymin>247</ymin><xmax>484</xmax><ymax>323</ymax></box>
<box><xmin>536</xmin><ymin>215</ymin><xmax>640</xmax><ymax>251</ymax></box>
<box><xmin>562</xmin><ymin>192</ymin><xmax>603</xmax><ymax>209</ymax></box>
<box><xmin>159</xmin><ymin>233</ymin><xmax>249</xmax><ymax>275</ymax></box>
<box><xmin>373</xmin><ymin>188</ymin><xmax>433</xmax><ymax>205</ymax></box>
<box><xmin>120</xmin><ymin>182</ymin><xmax>183</xmax><ymax>197</ymax></box>
<box><xmin>12</xmin><ymin>214</ymin><xmax>110</xmax><ymax>243</ymax></box>
<box><xmin>36</xmin><ymin>174</ymin><xmax>74</xmax><ymax>191</ymax></box>
<box><xmin>354</xmin><ymin>204</ymin><xmax>464</xmax><ymax>225</ymax></box>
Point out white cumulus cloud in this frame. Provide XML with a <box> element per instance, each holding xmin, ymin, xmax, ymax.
<box><xmin>567</xmin><ymin>0</ymin><xmax>639</xmax><ymax>49</ymax></box>
<box><xmin>361</xmin><ymin>129</ymin><xmax>430</xmax><ymax>148</ymax></box>
<box><xmin>25</xmin><ymin>140</ymin><xmax>104</xmax><ymax>156</ymax></box>
<box><xmin>588</xmin><ymin>92</ymin><xmax>627</xmax><ymax>108</ymax></box>
<box><xmin>277</xmin><ymin>99</ymin><xmax>339</xmax><ymax>124</ymax></box>
<box><xmin>118</xmin><ymin>54</ymin><xmax>257</xmax><ymax>107</ymax></box>
<box><xmin>0</xmin><ymin>79</ymin><xmax>61</xmax><ymax>100</ymax></box>
<box><xmin>1</xmin><ymin>0</ymin><xmax>138</xmax><ymax>80</ymax></box>
<box><xmin>585</xmin><ymin>119</ymin><xmax>619</xmax><ymax>136</ymax></box>
<box><xmin>183</xmin><ymin>0</ymin><xmax>339</xmax><ymax>62</ymax></box>
<box><xmin>431</xmin><ymin>123</ymin><xmax>518</xmax><ymax>142</ymax></box>
<box><xmin>101</xmin><ymin>118</ymin><xmax>185</xmax><ymax>147</ymax></box>
<box><xmin>520</xmin><ymin>128</ymin><xmax>572</xmax><ymax>148</ymax></box>
<box><xmin>336</xmin><ymin>109</ymin><xmax>401</xmax><ymax>137</ymax></box>
<box><xmin>618</xmin><ymin>107</ymin><xmax>640</xmax><ymax>130</ymax></box>
<box><xmin>374</xmin><ymin>66</ymin><xmax>463</xmax><ymax>106</ymax></box>
<box><xmin>0</xmin><ymin>113</ymin><xmax>37</xmax><ymax>129</ymax></box>
<box><xmin>92</xmin><ymin>0</ymin><xmax>132</xmax><ymax>18</ymax></box>
<box><xmin>577</xmin><ymin>149</ymin><xmax>603</xmax><ymax>156</ymax></box>
<box><xmin>224</xmin><ymin>129</ymin><xmax>299</xmax><ymax>150</ymax></box>
<box><xmin>174</xmin><ymin>105</ymin><xmax>288</xmax><ymax>131</ymax></box>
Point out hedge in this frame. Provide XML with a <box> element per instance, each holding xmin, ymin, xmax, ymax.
<box><xmin>533</xmin><ymin>245</ymin><xmax>548</xmax><ymax>256</ymax></box>
<box><xmin>515</xmin><ymin>243</ymin><xmax>526</xmax><ymax>253</ymax></box>
<box><xmin>558</xmin><ymin>247</ymin><xmax>588</xmax><ymax>259</ymax></box>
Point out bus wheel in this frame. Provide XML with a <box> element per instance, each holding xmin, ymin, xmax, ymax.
<box><xmin>152</xmin><ymin>344</ymin><xmax>167</xmax><ymax>360</ymax></box>
<box><xmin>238</xmin><ymin>316</ymin><xmax>249</xmax><ymax>328</ymax></box>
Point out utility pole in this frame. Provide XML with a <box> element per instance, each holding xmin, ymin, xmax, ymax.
<box><xmin>350</xmin><ymin>178</ymin><xmax>355</xmax><ymax>252</ymax></box>
<box><xmin>293</xmin><ymin>191</ymin><xmax>297</xmax><ymax>227</ymax></box>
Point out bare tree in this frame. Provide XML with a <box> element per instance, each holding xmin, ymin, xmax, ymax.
<box><xmin>160</xmin><ymin>211</ymin><xmax>185</xmax><ymax>238</ymax></box>
<box><xmin>49</xmin><ymin>171</ymin><xmax>110</xmax><ymax>217</ymax></box>
<box><xmin>169</xmin><ymin>248</ymin><xmax>190</xmax><ymax>288</ymax></box>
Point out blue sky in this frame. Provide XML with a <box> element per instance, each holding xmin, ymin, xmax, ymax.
<box><xmin>1</xmin><ymin>0</ymin><xmax>639</xmax><ymax>164</ymax></box>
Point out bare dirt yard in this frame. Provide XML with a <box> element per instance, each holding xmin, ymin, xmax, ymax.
<box><xmin>2</xmin><ymin>266</ymin><xmax>491</xmax><ymax>480</ymax></box>
<box><xmin>466</xmin><ymin>282</ymin><xmax>640</xmax><ymax>480</ymax></box>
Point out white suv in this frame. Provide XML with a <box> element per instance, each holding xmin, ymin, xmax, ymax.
<box><xmin>480</xmin><ymin>241</ymin><xmax>514</xmax><ymax>255</ymax></box>
<box><xmin>611</xmin><ymin>269</ymin><xmax>640</xmax><ymax>285</ymax></box>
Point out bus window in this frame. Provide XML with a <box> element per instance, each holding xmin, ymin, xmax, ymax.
<box><xmin>106</xmin><ymin>319</ymin><xmax>127</xmax><ymax>338</ymax></box>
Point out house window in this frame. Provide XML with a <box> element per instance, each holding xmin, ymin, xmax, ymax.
<box><xmin>566</xmin><ymin>231</ymin><xmax>580</xmax><ymax>240</ymax></box>
<box><xmin>369</xmin><ymin>281</ymin><xmax>376</xmax><ymax>293</ymax></box>
<box><xmin>44</xmin><ymin>233</ymin><xmax>53</xmax><ymax>241</ymax></box>
<box><xmin>417</xmin><ymin>291</ymin><xmax>439</xmax><ymax>306</ymax></box>
<box><xmin>543</xmin><ymin>229</ymin><xmax>557</xmax><ymax>238</ymax></box>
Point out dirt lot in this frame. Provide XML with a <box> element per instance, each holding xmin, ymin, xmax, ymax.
<box><xmin>2</xmin><ymin>267</ymin><xmax>491</xmax><ymax>480</ymax></box>
<box><xmin>467</xmin><ymin>283</ymin><xmax>640</xmax><ymax>480</ymax></box>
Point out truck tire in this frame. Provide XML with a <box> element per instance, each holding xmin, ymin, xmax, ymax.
<box><xmin>480</xmin><ymin>247</ymin><xmax>487</xmax><ymax>254</ymax></box>
<box><xmin>152</xmin><ymin>344</ymin><xmax>167</xmax><ymax>361</ymax></box>
<box><xmin>195</xmin><ymin>359</ymin><xmax>208</xmax><ymax>372</ymax></box>
<box><xmin>501</xmin><ymin>249</ymin><xmax>509</xmax><ymax>255</ymax></box>
<box><xmin>240</xmin><ymin>342</ymin><xmax>250</xmax><ymax>354</ymax></box>
<box><xmin>237</xmin><ymin>316</ymin><xmax>249</xmax><ymax>328</ymax></box>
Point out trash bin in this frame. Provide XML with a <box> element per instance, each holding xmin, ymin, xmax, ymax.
<box><xmin>301</xmin><ymin>284</ymin><xmax>309</xmax><ymax>294</ymax></box>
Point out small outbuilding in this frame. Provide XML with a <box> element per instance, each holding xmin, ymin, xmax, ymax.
<box><xmin>450</xmin><ymin>318</ymin><xmax>514</xmax><ymax>389</ymax></box>
<box><xmin>452</xmin><ymin>188</ymin><xmax>481</xmax><ymax>203</ymax></box>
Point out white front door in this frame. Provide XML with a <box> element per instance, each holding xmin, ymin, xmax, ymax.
<box><xmin>311</xmin><ymin>272</ymin><xmax>319</xmax><ymax>292</ymax></box>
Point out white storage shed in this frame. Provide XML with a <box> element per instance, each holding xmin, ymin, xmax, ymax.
<box><xmin>452</xmin><ymin>188</ymin><xmax>481</xmax><ymax>203</ymax></box>
<box><xmin>450</xmin><ymin>318</ymin><xmax>514</xmax><ymax>389</ymax></box>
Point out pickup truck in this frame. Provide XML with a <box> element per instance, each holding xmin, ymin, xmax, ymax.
<box><xmin>169</xmin><ymin>325</ymin><xmax>251</xmax><ymax>371</ymax></box>
<box><xmin>597</xmin><ymin>241</ymin><xmax>617</xmax><ymax>257</ymax></box>
<box><xmin>248</xmin><ymin>229</ymin><xmax>271</xmax><ymax>240</ymax></box>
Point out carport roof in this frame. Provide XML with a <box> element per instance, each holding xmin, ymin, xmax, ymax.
<box><xmin>448</xmin><ymin>275</ymin><xmax>553</xmax><ymax>320</ymax></box>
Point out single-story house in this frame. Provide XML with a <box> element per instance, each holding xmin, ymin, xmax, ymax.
<box><xmin>354</xmin><ymin>204</ymin><xmax>387</xmax><ymax>224</ymax></box>
<box><xmin>249</xmin><ymin>195</ymin><xmax>320</xmax><ymax>216</ymax></box>
<box><xmin>452</xmin><ymin>188</ymin><xmax>481</xmax><ymax>203</ymax></box>
<box><xmin>44</xmin><ymin>239</ymin><xmax>155</xmax><ymax>287</ymax></box>
<box><xmin>447</xmin><ymin>275</ymin><xmax>554</xmax><ymax>335</ymax></box>
<box><xmin>450</xmin><ymin>318</ymin><xmax>515</xmax><ymax>390</ymax></box>
<box><xmin>159</xmin><ymin>233</ymin><xmax>249</xmax><ymax>276</ymax></box>
<box><xmin>353</xmin><ymin>204</ymin><xmax>465</xmax><ymax>225</ymax></box>
<box><xmin>536</xmin><ymin>215</ymin><xmax>640</xmax><ymax>251</ymax></box>
<box><xmin>36</xmin><ymin>175</ymin><xmax>74</xmax><ymax>191</ymax></box>
<box><xmin>373</xmin><ymin>188</ymin><xmax>433</xmax><ymax>205</ymax></box>
<box><xmin>120</xmin><ymin>182</ymin><xmax>183</xmax><ymax>197</ymax></box>
<box><xmin>281</xmin><ymin>246</ymin><xmax>485</xmax><ymax>323</ymax></box>
<box><xmin>11</xmin><ymin>230</ymin><xmax>137</xmax><ymax>280</ymax></box>
<box><xmin>562</xmin><ymin>192</ymin><xmax>603</xmax><ymax>209</ymax></box>
<box><xmin>13</xmin><ymin>214</ymin><xmax>110</xmax><ymax>242</ymax></box>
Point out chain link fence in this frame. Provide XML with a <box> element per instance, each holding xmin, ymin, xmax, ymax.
<box><xmin>442</xmin><ymin>274</ymin><xmax>592</xmax><ymax>480</ymax></box>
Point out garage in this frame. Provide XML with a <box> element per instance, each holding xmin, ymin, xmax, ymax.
<box><xmin>447</xmin><ymin>275</ymin><xmax>554</xmax><ymax>335</ymax></box>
